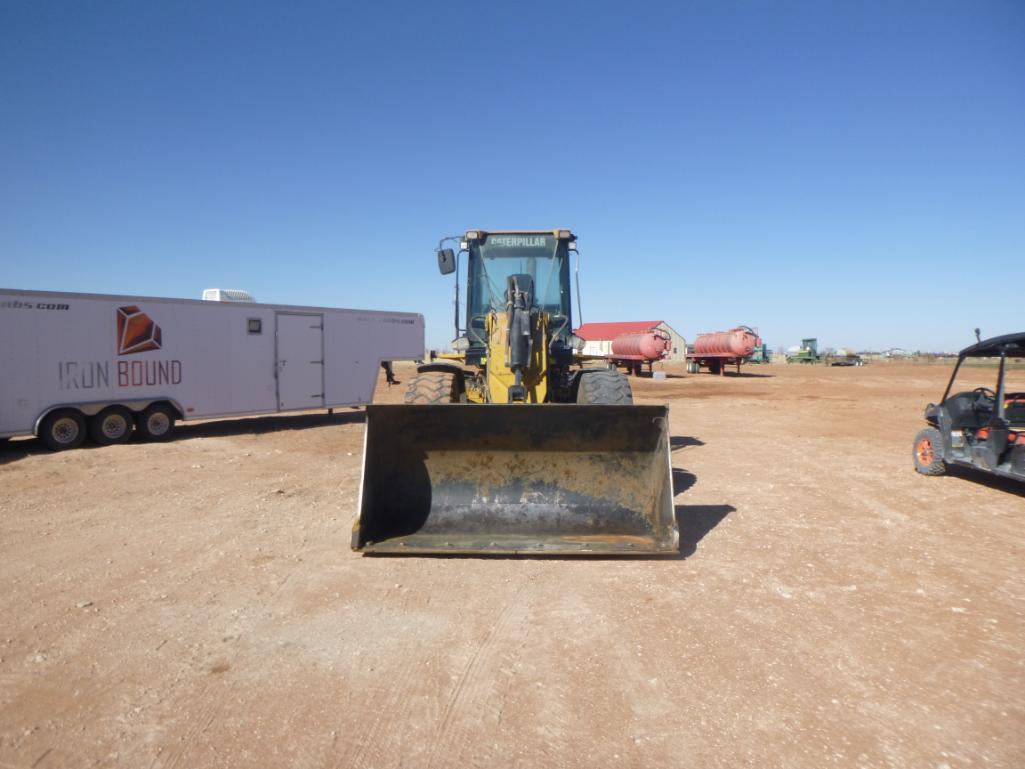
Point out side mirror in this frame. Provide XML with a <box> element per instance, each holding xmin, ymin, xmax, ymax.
<box><xmin>437</xmin><ymin>248</ymin><xmax>456</xmax><ymax>275</ymax></box>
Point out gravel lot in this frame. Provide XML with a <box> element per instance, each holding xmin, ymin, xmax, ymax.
<box><xmin>1</xmin><ymin>361</ymin><xmax>1022</xmax><ymax>769</ymax></box>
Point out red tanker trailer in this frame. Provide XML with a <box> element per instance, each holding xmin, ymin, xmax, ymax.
<box><xmin>611</xmin><ymin>331</ymin><xmax>672</xmax><ymax>376</ymax></box>
<box><xmin>688</xmin><ymin>326</ymin><xmax>762</xmax><ymax>375</ymax></box>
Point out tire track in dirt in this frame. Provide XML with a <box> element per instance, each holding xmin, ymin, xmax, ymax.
<box><xmin>334</xmin><ymin>590</ymin><xmax>439</xmax><ymax>769</ymax></box>
<box><xmin>423</xmin><ymin>563</ymin><xmax>543</xmax><ymax>769</ymax></box>
<box><xmin>150</xmin><ymin>552</ymin><xmax>318</xmax><ymax>769</ymax></box>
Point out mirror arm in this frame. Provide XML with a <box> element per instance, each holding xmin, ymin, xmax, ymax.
<box><xmin>570</xmin><ymin>245</ymin><xmax>582</xmax><ymax>328</ymax></box>
<box><xmin>436</xmin><ymin>235</ymin><xmax>462</xmax><ymax>338</ymax></box>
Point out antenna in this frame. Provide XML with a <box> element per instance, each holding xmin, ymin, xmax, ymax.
<box><xmin>974</xmin><ymin>327</ymin><xmax>981</xmax><ymax>343</ymax></box>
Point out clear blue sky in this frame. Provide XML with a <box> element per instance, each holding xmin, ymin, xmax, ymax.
<box><xmin>2</xmin><ymin>1</ymin><xmax>1022</xmax><ymax>352</ymax></box>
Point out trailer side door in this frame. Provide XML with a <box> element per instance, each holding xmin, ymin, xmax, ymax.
<box><xmin>275</xmin><ymin>313</ymin><xmax>324</xmax><ymax>411</ymax></box>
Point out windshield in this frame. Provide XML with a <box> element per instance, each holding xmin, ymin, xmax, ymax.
<box><xmin>948</xmin><ymin>357</ymin><xmax>1025</xmax><ymax>425</ymax></box>
<box><xmin>950</xmin><ymin>357</ymin><xmax>1025</xmax><ymax>394</ymax></box>
<box><xmin>466</xmin><ymin>234</ymin><xmax>571</xmax><ymax>343</ymax></box>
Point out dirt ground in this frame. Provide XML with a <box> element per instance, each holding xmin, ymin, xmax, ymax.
<box><xmin>1</xmin><ymin>361</ymin><xmax>1022</xmax><ymax>769</ymax></box>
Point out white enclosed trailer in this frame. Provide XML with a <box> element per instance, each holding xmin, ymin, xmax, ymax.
<box><xmin>0</xmin><ymin>288</ymin><xmax>424</xmax><ymax>449</ymax></box>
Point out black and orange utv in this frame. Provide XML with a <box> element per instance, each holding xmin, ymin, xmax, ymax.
<box><xmin>913</xmin><ymin>332</ymin><xmax>1025</xmax><ymax>484</ymax></box>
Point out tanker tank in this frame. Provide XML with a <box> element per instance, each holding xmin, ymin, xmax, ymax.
<box><xmin>688</xmin><ymin>326</ymin><xmax>762</xmax><ymax>376</ymax></box>
<box><xmin>610</xmin><ymin>331</ymin><xmax>671</xmax><ymax>376</ymax></box>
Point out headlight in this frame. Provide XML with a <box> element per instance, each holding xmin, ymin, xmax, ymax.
<box><xmin>568</xmin><ymin>334</ymin><xmax>585</xmax><ymax>351</ymax></box>
<box><xmin>452</xmin><ymin>336</ymin><xmax>470</xmax><ymax>352</ymax></box>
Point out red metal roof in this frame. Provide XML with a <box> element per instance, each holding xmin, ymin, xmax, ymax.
<box><xmin>575</xmin><ymin>321</ymin><xmax>663</xmax><ymax>340</ymax></box>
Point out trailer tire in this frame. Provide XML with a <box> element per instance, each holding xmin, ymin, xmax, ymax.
<box><xmin>137</xmin><ymin>404</ymin><xmax>176</xmax><ymax>442</ymax></box>
<box><xmin>686</xmin><ymin>361</ymin><xmax>700</xmax><ymax>374</ymax></box>
<box><xmin>89</xmin><ymin>406</ymin><xmax>134</xmax><ymax>446</ymax></box>
<box><xmin>577</xmin><ymin>370</ymin><xmax>633</xmax><ymax>405</ymax></box>
<box><xmin>912</xmin><ymin>427</ymin><xmax>946</xmax><ymax>476</ymax></box>
<box><xmin>39</xmin><ymin>409</ymin><xmax>87</xmax><ymax>451</ymax></box>
<box><xmin>404</xmin><ymin>372</ymin><xmax>462</xmax><ymax>404</ymax></box>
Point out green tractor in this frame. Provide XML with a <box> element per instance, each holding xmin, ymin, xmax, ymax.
<box><xmin>786</xmin><ymin>338</ymin><xmax>820</xmax><ymax>364</ymax></box>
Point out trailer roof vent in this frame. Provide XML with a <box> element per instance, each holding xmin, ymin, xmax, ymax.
<box><xmin>202</xmin><ymin>288</ymin><xmax>255</xmax><ymax>303</ymax></box>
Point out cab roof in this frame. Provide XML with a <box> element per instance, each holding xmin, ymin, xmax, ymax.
<box><xmin>959</xmin><ymin>332</ymin><xmax>1025</xmax><ymax>358</ymax></box>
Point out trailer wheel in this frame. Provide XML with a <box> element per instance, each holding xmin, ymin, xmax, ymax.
<box><xmin>912</xmin><ymin>427</ymin><xmax>946</xmax><ymax>476</ymax></box>
<box><xmin>404</xmin><ymin>372</ymin><xmax>462</xmax><ymax>404</ymax></box>
<box><xmin>39</xmin><ymin>409</ymin><xmax>86</xmax><ymax>451</ymax></box>
<box><xmin>577</xmin><ymin>370</ymin><xmax>633</xmax><ymax>405</ymax></box>
<box><xmin>137</xmin><ymin>404</ymin><xmax>177</xmax><ymax>441</ymax></box>
<box><xmin>89</xmin><ymin>406</ymin><xmax>134</xmax><ymax>445</ymax></box>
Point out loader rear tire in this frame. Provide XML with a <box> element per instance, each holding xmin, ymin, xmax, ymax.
<box><xmin>577</xmin><ymin>370</ymin><xmax>633</xmax><ymax>405</ymax></box>
<box><xmin>404</xmin><ymin>372</ymin><xmax>462</xmax><ymax>404</ymax></box>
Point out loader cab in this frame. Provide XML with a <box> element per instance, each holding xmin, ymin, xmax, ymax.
<box><xmin>461</xmin><ymin>230</ymin><xmax>575</xmax><ymax>351</ymax></box>
<box><xmin>436</xmin><ymin>229</ymin><xmax>578</xmax><ymax>357</ymax></box>
<box><xmin>913</xmin><ymin>332</ymin><xmax>1025</xmax><ymax>482</ymax></box>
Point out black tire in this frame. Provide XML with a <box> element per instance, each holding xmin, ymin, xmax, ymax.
<box><xmin>404</xmin><ymin>372</ymin><xmax>462</xmax><ymax>404</ymax></box>
<box><xmin>39</xmin><ymin>409</ymin><xmax>86</xmax><ymax>451</ymax></box>
<box><xmin>136</xmin><ymin>403</ymin><xmax>176</xmax><ymax>442</ymax></box>
<box><xmin>89</xmin><ymin>406</ymin><xmax>134</xmax><ymax>445</ymax></box>
<box><xmin>576</xmin><ymin>369</ymin><xmax>633</xmax><ymax>405</ymax></box>
<box><xmin>913</xmin><ymin>427</ymin><xmax>946</xmax><ymax>476</ymax></box>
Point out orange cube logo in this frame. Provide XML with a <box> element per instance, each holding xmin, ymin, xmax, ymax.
<box><xmin>116</xmin><ymin>306</ymin><xmax>162</xmax><ymax>355</ymax></box>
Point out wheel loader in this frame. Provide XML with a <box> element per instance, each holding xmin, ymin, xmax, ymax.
<box><xmin>351</xmin><ymin>229</ymin><xmax>679</xmax><ymax>555</ymax></box>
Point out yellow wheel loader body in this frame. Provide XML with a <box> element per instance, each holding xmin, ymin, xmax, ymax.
<box><xmin>352</xmin><ymin>229</ymin><xmax>679</xmax><ymax>556</ymax></box>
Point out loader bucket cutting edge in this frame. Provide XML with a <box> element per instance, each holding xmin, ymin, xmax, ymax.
<box><xmin>352</xmin><ymin>404</ymin><xmax>679</xmax><ymax>555</ymax></box>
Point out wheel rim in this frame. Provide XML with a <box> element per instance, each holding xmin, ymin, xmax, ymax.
<box><xmin>52</xmin><ymin>417</ymin><xmax>80</xmax><ymax>444</ymax></box>
<box><xmin>102</xmin><ymin>414</ymin><xmax>129</xmax><ymax>440</ymax></box>
<box><xmin>916</xmin><ymin>437</ymin><xmax>934</xmax><ymax>466</ymax></box>
<box><xmin>147</xmin><ymin>412</ymin><xmax>170</xmax><ymax>436</ymax></box>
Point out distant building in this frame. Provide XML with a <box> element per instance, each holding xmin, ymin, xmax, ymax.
<box><xmin>576</xmin><ymin>320</ymin><xmax>687</xmax><ymax>363</ymax></box>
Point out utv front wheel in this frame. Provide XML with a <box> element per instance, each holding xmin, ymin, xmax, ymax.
<box><xmin>913</xmin><ymin>427</ymin><xmax>946</xmax><ymax>476</ymax></box>
<box><xmin>404</xmin><ymin>372</ymin><xmax>462</xmax><ymax>404</ymax></box>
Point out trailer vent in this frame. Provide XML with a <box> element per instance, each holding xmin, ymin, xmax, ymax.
<box><xmin>202</xmin><ymin>288</ymin><xmax>255</xmax><ymax>303</ymax></box>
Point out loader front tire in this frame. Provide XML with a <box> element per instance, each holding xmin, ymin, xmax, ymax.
<box><xmin>576</xmin><ymin>370</ymin><xmax>633</xmax><ymax>405</ymax></box>
<box><xmin>404</xmin><ymin>372</ymin><xmax>462</xmax><ymax>404</ymax></box>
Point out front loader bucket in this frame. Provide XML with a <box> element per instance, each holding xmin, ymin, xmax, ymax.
<box><xmin>352</xmin><ymin>404</ymin><xmax>678</xmax><ymax>555</ymax></box>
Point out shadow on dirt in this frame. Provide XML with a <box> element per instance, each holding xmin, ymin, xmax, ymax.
<box><xmin>672</xmin><ymin>468</ymin><xmax>697</xmax><ymax>494</ymax></box>
<box><xmin>945</xmin><ymin>465</ymin><xmax>1025</xmax><ymax>497</ymax></box>
<box><xmin>672</xmin><ymin>467</ymin><xmax>733</xmax><ymax>556</ymax></box>
<box><xmin>675</xmin><ymin>503</ymin><xmax>734</xmax><ymax>558</ymax></box>
<box><xmin>0</xmin><ymin>439</ymin><xmax>39</xmax><ymax>466</ymax></box>
<box><xmin>702</xmin><ymin>371</ymin><xmax>774</xmax><ymax>378</ymax></box>
<box><xmin>671</xmin><ymin>435</ymin><xmax>704</xmax><ymax>452</ymax></box>
<box><xmin>0</xmin><ymin>410</ymin><xmax>366</xmax><ymax>465</ymax></box>
<box><xmin>175</xmin><ymin>410</ymin><xmax>365</xmax><ymax>440</ymax></box>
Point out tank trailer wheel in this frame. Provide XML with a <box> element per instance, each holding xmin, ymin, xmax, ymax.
<box><xmin>576</xmin><ymin>369</ymin><xmax>633</xmax><ymax>405</ymax></box>
<box><xmin>39</xmin><ymin>409</ymin><xmax>87</xmax><ymax>451</ymax></box>
<box><xmin>404</xmin><ymin>372</ymin><xmax>462</xmax><ymax>404</ymax></box>
<box><xmin>89</xmin><ymin>406</ymin><xmax>134</xmax><ymax>445</ymax></box>
<box><xmin>912</xmin><ymin>427</ymin><xmax>946</xmax><ymax>476</ymax></box>
<box><xmin>137</xmin><ymin>404</ymin><xmax>177</xmax><ymax>442</ymax></box>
